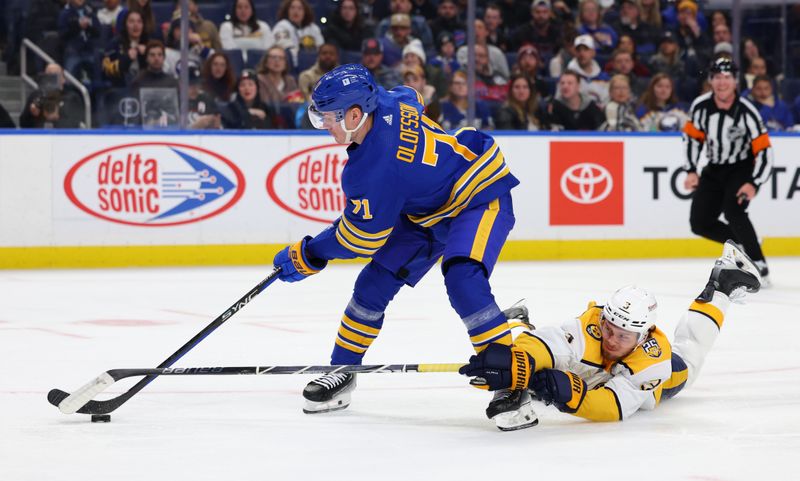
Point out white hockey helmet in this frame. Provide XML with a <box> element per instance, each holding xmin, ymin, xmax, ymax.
<box><xmin>602</xmin><ymin>285</ymin><xmax>658</xmax><ymax>343</ymax></box>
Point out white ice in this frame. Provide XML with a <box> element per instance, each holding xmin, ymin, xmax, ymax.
<box><xmin>2</xmin><ymin>258</ymin><xmax>799</xmax><ymax>481</ymax></box>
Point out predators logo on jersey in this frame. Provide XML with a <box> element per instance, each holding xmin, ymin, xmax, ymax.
<box><xmin>642</xmin><ymin>338</ymin><xmax>662</xmax><ymax>358</ymax></box>
<box><xmin>586</xmin><ymin>324</ymin><xmax>602</xmax><ymax>340</ymax></box>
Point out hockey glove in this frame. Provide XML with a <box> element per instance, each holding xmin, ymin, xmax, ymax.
<box><xmin>273</xmin><ymin>236</ymin><xmax>328</xmax><ymax>282</ymax></box>
<box><xmin>529</xmin><ymin>369</ymin><xmax>587</xmax><ymax>414</ymax></box>
<box><xmin>458</xmin><ymin>343</ymin><xmax>535</xmax><ymax>391</ymax></box>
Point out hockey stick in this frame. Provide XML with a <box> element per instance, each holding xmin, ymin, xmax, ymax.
<box><xmin>48</xmin><ymin>267</ymin><xmax>283</xmax><ymax>415</ymax></box>
<box><xmin>51</xmin><ymin>363</ymin><xmax>464</xmax><ymax>414</ymax></box>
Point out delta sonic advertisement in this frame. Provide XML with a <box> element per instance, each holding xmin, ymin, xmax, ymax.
<box><xmin>266</xmin><ymin>142</ymin><xmax>349</xmax><ymax>224</ymax></box>
<box><xmin>64</xmin><ymin>141</ymin><xmax>244</xmax><ymax>226</ymax></box>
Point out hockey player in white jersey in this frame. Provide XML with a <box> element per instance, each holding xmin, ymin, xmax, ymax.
<box><xmin>460</xmin><ymin>241</ymin><xmax>761</xmax><ymax>428</ymax></box>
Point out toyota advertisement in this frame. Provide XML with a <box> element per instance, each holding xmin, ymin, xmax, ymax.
<box><xmin>1</xmin><ymin>133</ymin><xmax>798</xmax><ymax>249</ymax></box>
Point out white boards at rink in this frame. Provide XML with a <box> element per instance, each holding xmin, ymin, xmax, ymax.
<box><xmin>0</xmin><ymin>131</ymin><xmax>798</xmax><ymax>268</ymax></box>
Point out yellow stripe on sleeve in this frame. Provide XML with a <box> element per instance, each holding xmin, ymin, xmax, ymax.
<box><xmin>574</xmin><ymin>387</ymin><xmax>623</xmax><ymax>422</ymax></box>
<box><xmin>340</xmin><ymin>216</ymin><xmax>393</xmax><ymax>239</ymax></box>
<box><xmin>334</xmin><ymin>230</ymin><xmax>380</xmax><ymax>255</ymax></box>
<box><xmin>514</xmin><ymin>333</ymin><xmax>555</xmax><ymax>371</ymax></box>
<box><xmin>336</xmin><ymin>222</ymin><xmax>389</xmax><ymax>250</ymax></box>
<box><xmin>689</xmin><ymin>300</ymin><xmax>724</xmax><ymax>329</ymax></box>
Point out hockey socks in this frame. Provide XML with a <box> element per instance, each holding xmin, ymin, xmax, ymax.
<box><xmin>444</xmin><ymin>261</ymin><xmax>512</xmax><ymax>352</ymax></box>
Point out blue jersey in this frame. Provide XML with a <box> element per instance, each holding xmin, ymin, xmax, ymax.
<box><xmin>306</xmin><ymin>86</ymin><xmax>520</xmax><ymax>261</ymax></box>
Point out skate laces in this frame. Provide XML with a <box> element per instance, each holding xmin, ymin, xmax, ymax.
<box><xmin>312</xmin><ymin>372</ymin><xmax>350</xmax><ymax>389</ymax></box>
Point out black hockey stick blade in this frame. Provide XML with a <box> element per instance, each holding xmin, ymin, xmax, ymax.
<box><xmin>48</xmin><ymin>268</ymin><xmax>282</xmax><ymax>415</ymax></box>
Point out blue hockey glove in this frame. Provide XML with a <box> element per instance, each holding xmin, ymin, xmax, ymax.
<box><xmin>458</xmin><ymin>343</ymin><xmax>535</xmax><ymax>391</ymax></box>
<box><xmin>529</xmin><ymin>369</ymin><xmax>587</xmax><ymax>414</ymax></box>
<box><xmin>273</xmin><ymin>236</ymin><xmax>327</xmax><ymax>282</ymax></box>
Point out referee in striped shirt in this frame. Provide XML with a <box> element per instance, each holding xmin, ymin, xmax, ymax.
<box><xmin>683</xmin><ymin>57</ymin><xmax>773</xmax><ymax>284</ymax></box>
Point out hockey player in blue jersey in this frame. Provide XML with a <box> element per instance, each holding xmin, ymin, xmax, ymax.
<box><xmin>272</xmin><ymin>63</ymin><xmax>532</xmax><ymax>430</ymax></box>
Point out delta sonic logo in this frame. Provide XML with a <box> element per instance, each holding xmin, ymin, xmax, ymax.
<box><xmin>266</xmin><ymin>143</ymin><xmax>347</xmax><ymax>223</ymax></box>
<box><xmin>64</xmin><ymin>142</ymin><xmax>244</xmax><ymax>226</ymax></box>
<box><xmin>549</xmin><ymin>141</ymin><xmax>624</xmax><ymax>225</ymax></box>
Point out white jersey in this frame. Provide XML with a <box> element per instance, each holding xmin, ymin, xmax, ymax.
<box><xmin>516</xmin><ymin>302</ymin><xmax>673</xmax><ymax>420</ymax></box>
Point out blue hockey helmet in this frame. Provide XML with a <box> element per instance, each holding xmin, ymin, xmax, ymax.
<box><xmin>308</xmin><ymin>64</ymin><xmax>379</xmax><ymax>129</ymax></box>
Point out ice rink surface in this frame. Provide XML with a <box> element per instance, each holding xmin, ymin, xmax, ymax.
<box><xmin>2</xmin><ymin>257</ymin><xmax>799</xmax><ymax>481</ymax></box>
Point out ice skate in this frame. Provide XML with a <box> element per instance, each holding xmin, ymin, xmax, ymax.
<box><xmin>753</xmin><ymin>260</ymin><xmax>771</xmax><ymax>288</ymax></box>
<box><xmin>486</xmin><ymin>389</ymin><xmax>538</xmax><ymax>431</ymax></box>
<box><xmin>502</xmin><ymin>300</ymin><xmax>534</xmax><ymax>330</ymax></box>
<box><xmin>697</xmin><ymin>240</ymin><xmax>761</xmax><ymax>303</ymax></box>
<box><xmin>302</xmin><ymin>372</ymin><xmax>356</xmax><ymax>414</ymax></box>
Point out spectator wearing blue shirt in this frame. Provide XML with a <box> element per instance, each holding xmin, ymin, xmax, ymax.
<box><xmin>662</xmin><ymin>0</ymin><xmax>707</xmax><ymax>31</ymax></box>
<box><xmin>360</xmin><ymin>38</ymin><xmax>402</xmax><ymax>90</ymax></box>
<box><xmin>577</xmin><ymin>0</ymin><xmax>618</xmax><ymax>53</ymax></box>
<box><xmin>747</xmin><ymin>75</ymin><xmax>794</xmax><ymax>132</ymax></box>
<box><xmin>792</xmin><ymin>96</ymin><xmax>800</xmax><ymax>131</ymax></box>
<box><xmin>374</xmin><ymin>0</ymin><xmax>434</xmax><ymax>52</ymax></box>
<box><xmin>611</xmin><ymin>0</ymin><xmax>659</xmax><ymax>55</ymax></box>
<box><xmin>673</xmin><ymin>0</ymin><xmax>712</xmax><ymax>67</ymax></box>
<box><xmin>429</xmin><ymin>32</ymin><xmax>460</xmax><ymax>80</ymax></box>
<box><xmin>438</xmin><ymin>70</ymin><xmax>494</xmax><ymax>130</ymax></box>
<box><xmin>59</xmin><ymin>0</ymin><xmax>101</xmax><ymax>85</ymax></box>
<box><xmin>380</xmin><ymin>13</ymin><xmax>418</xmax><ymax>69</ymax></box>
<box><xmin>428</xmin><ymin>0</ymin><xmax>465</xmax><ymax>46</ymax></box>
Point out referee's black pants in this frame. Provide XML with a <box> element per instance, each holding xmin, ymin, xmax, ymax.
<box><xmin>689</xmin><ymin>162</ymin><xmax>766</xmax><ymax>262</ymax></box>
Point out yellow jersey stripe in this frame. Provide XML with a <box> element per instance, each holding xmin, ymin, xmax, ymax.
<box><xmin>443</xmin><ymin>144</ymin><xmax>499</xmax><ymax>208</ymax></box>
<box><xmin>469</xmin><ymin>198</ymin><xmax>500</xmax><ymax>262</ymax></box>
<box><xmin>470</xmin><ymin>323</ymin><xmax>512</xmax><ymax>345</ymax></box>
<box><xmin>689</xmin><ymin>301</ymin><xmax>724</xmax><ymax>329</ymax></box>
<box><xmin>421</xmin><ymin>115</ymin><xmax>444</xmax><ymax>131</ymax></box>
<box><xmin>337</xmin><ymin>222</ymin><xmax>389</xmax><ymax>250</ymax></box>
<box><xmin>408</xmin><ymin>147</ymin><xmax>503</xmax><ymax>226</ymax></box>
<box><xmin>409</xmin><ymin>143</ymin><xmax>499</xmax><ymax>224</ymax></box>
<box><xmin>342</xmin><ymin>315</ymin><xmax>381</xmax><ymax>336</ymax></box>
<box><xmin>453</xmin><ymin>126</ymin><xmax>477</xmax><ymax>136</ymax></box>
<box><xmin>335</xmin><ymin>230</ymin><xmax>380</xmax><ymax>255</ymax></box>
<box><xmin>340</xmin><ymin>216</ymin><xmax>393</xmax><ymax>239</ymax></box>
<box><xmin>415</xmin><ymin>164</ymin><xmax>510</xmax><ymax>228</ymax></box>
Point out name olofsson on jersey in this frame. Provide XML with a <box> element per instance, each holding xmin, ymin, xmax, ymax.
<box><xmin>396</xmin><ymin>102</ymin><xmax>420</xmax><ymax>163</ymax></box>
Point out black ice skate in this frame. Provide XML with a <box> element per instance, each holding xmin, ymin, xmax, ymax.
<box><xmin>697</xmin><ymin>240</ymin><xmax>761</xmax><ymax>303</ymax></box>
<box><xmin>486</xmin><ymin>389</ymin><xmax>538</xmax><ymax>431</ymax></box>
<box><xmin>753</xmin><ymin>260</ymin><xmax>771</xmax><ymax>288</ymax></box>
<box><xmin>302</xmin><ymin>372</ymin><xmax>356</xmax><ymax>414</ymax></box>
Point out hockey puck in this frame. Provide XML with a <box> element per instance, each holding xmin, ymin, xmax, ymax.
<box><xmin>91</xmin><ymin>414</ymin><xmax>111</xmax><ymax>423</ymax></box>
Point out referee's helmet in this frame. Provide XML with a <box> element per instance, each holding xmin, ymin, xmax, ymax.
<box><xmin>708</xmin><ymin>57</ymin><xmax>738</xmax><ymax>77</ymax></box>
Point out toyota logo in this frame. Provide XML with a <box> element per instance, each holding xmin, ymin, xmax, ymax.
<box><xmin>560</xmin><ymin>162</ymin><xmax>614</xmax><ymax>204</ymax></box>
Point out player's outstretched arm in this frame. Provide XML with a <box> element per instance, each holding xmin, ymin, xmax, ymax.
<box><xmin>273</xmin><ymin>236</ymin><xmax>328</xmax><ymax>282</ymax></box>
<box><xmin>531</xmin><ymin>369</ymin><xmax>625</xmax><ymax>422</ymax></box>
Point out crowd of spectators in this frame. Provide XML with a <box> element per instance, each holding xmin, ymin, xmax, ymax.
<box><xmin>1</xmin><ymin>0</ymin><xmax>799</xmax><ymax>131</ymax></box>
